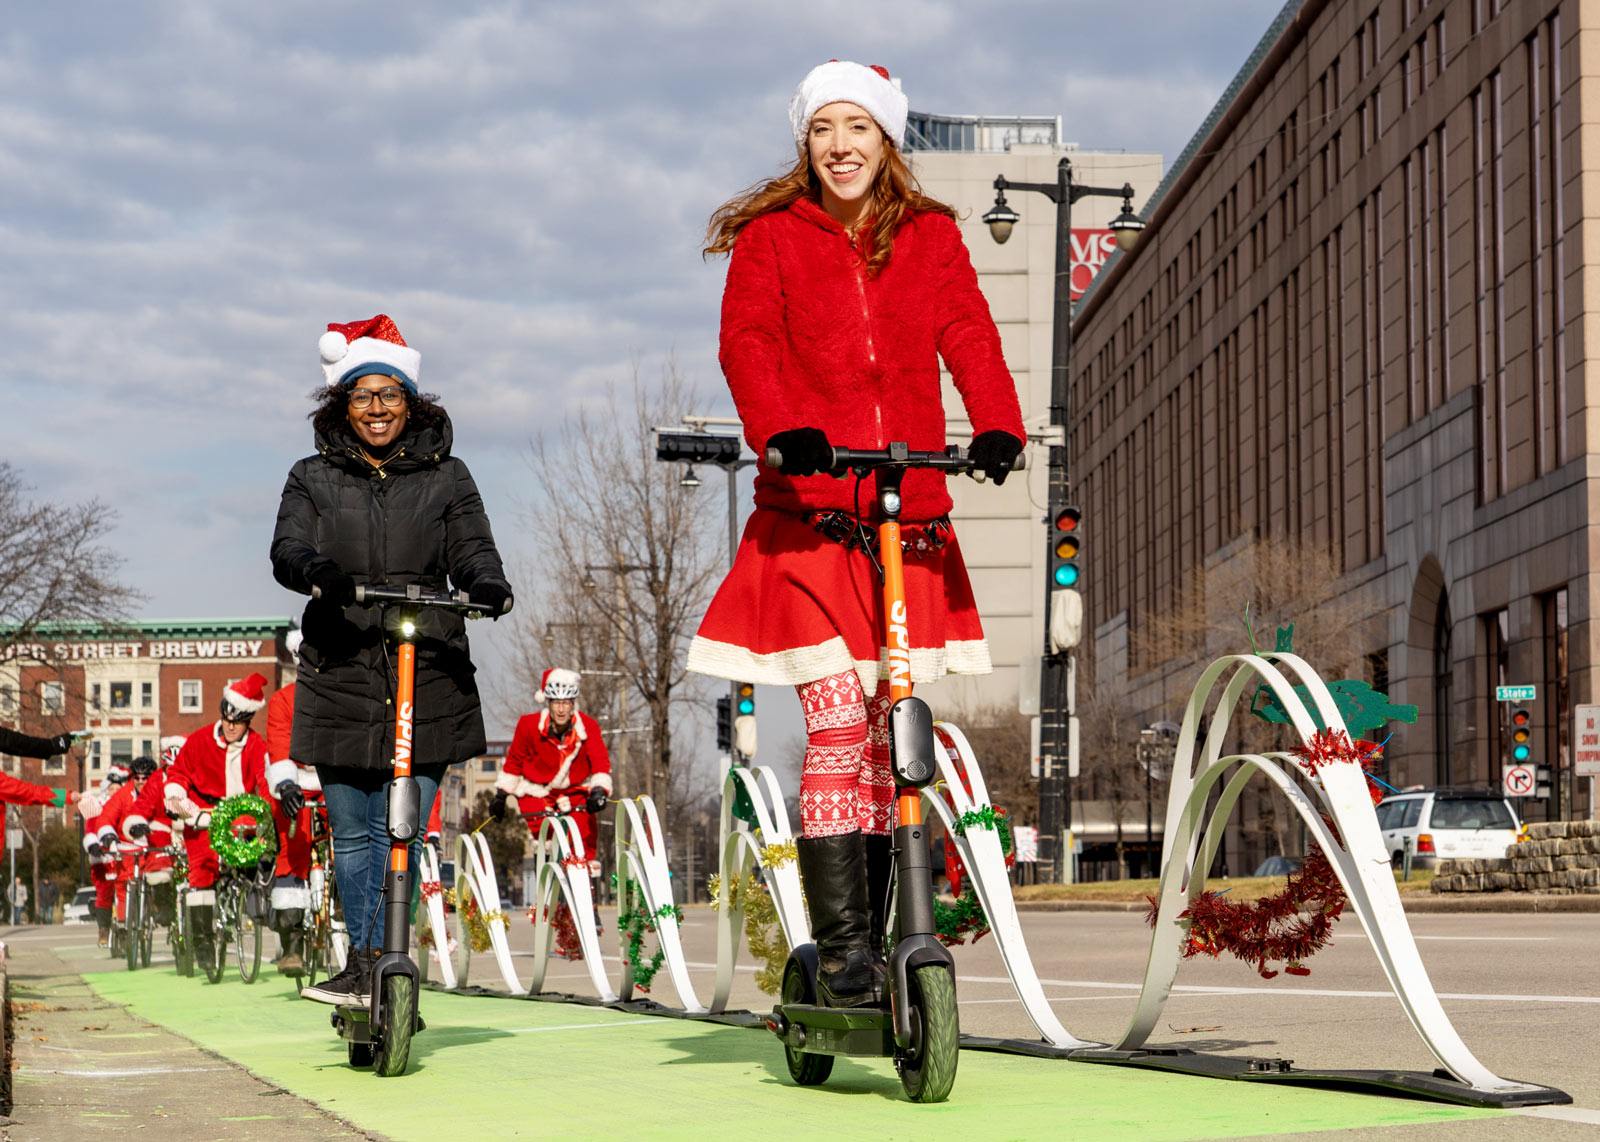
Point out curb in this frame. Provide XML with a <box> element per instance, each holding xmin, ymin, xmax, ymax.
<box><xmin>1013</xmin><ymin>893</ymin><xmax>1600</xmax><ymax>914</ymax></box>
<box><xmin>1</xmin><ymin>940</ymin><xmax>10</xmax><ymax>1116</ymax></box>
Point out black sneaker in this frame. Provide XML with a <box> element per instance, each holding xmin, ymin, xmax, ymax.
<box><xmin>300</xmin><ymin>948</ymin><xmax>372</xmax><ymax>1005</ymax></box>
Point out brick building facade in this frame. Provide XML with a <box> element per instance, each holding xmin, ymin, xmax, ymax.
<box><xmin>1069</xmin><ymin>0</ymin><xmax>1592</xmax><ymax>868</ymax></box>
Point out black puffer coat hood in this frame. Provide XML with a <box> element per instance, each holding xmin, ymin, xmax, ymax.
<box><xmin>270</xmin><ymin>412</ymin><xmax>509</xmax><ymax>771</ymax></box>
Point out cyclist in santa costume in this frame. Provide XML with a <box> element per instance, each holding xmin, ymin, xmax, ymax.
<box><xmin>690</xmin><ymin>60</ymin><xmax>1025</xmax><ymax>1007</ymax></box>
<box><xmin>264</xmin><ymin>630</ymin><xmax>320</xmax><ymax>977</ymax></box>
<box><xmin>133</xmin><ymin>672</ymin><xmax>273</xmax><ymax>965</ymax></box>
<box><xmin>491</xmin><ymin>668</ymin><xmax>612</xmax><ymax>875</ymax></box>
<box><xmin>80</xmin><ymin>765</ymin><xmax>132</xmax><ymax>946</ymax></box>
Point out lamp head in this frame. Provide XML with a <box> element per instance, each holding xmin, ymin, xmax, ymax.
<box><xmin>983</xmin><ymin>188</ymin><xmax>1020</xmax><ymax>245</ymax></box>
<box><xmin>1110</xmin><ymin>194</ymin><xmax>1145</xmax><ymax>252</ymax></box>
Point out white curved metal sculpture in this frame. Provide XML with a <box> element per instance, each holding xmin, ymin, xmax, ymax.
<box><xmin>415</xmin><ymin>842</ymin><xmax>456</xmax><ymax>988</ymax></box>
<box><xmin>613</xmin><ymin>796</ymin><xmax>704</xmax><ymax>1011</ymax></box>
<box><xmin>925</xmin><ymin>722</ymin><xmax>1102</xmax><ymax>1050</ymax></box>
<box><xmin>524</xmin><ymin>814</ymin><xmax>616</xmax><ymax>1001</ymax></box>
<box><xmin>1120</xmin><ymin>650</ymin><xmax>1543</xmax><ymax>1096</ymax></box>
<box><xmin>711</xmin><ymin>765</ymin><xmax>809</xmax><ymax>1013</ymax></box>
<box><xmin>452</xmin><ymin>830</ymin><xmax>522</xmax><ymax>993</ymax></box>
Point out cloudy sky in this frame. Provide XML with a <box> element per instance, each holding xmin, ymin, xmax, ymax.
<box><xmin>2</xmin><ymin>0</ymin><xmax>1288</xmax><ymax>741</ymax></box>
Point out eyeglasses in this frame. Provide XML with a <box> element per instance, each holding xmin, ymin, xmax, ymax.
<box><xmin>348</xmin><ymin>387</ymin><xmax>406</xmax><ymax>409</ymax></box>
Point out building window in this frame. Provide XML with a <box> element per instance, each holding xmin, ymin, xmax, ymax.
<box><xmin>0</xmin><ymin>685</ymin><xmax>13</xmax><ymax>715</ymax></box>
<box><xmin>111</xmin><ymin>739</ymin><xmax>134</xmax><ymax>769</ymax></box>
<box><xmin>179</xmin><ymin>680</ymin><xmax>202</xmax><ymax>713</ymax></box>
<box><xmin>1543</xmin><ymin>588</ymin><xmax>1571</xmax><ymax>815</ymax></box>
<box><xmin>43</xmin><ymin>753</ymin><xmax>65</xmax><ymax>775</ymax></box>
<box><xmin>89</xmin><ymin>739</ymin><xmax>102</xmax><ymax>772</ymax></box>
<box><xmin>110</xmin><ymin>681</ymin><xmax>132</xmax><ymax>710</ymax></box>
<box><xmin>481</xmin><ymin>759</ymin><xmax>495</xmax><ymax>774</ymax></box>
<box><xmin>40</xmin><ymin>680</ymin><xmax>63</xmax><ymax>715</ymax></box>
<box><xmin>0</xmin><ymin>755</ymin><xmax>14</xmax><ymax>774</ymax></box>
<box><xmin>140</xmin><ymin>681</ymin><xmax>154</xmax><ymax>710</ymax></box>
<box><xmin>1485</xmin><ymin>607</ymin><xmax>1510</xmax><ymax>776</ymax></box>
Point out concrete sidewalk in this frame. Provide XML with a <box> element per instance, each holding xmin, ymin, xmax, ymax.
<box><xmin>2</xmin><ymin>926</ymin><xmax>371</xmax><ymax>1141</ymax></box>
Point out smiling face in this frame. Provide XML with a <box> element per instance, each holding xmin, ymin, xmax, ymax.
<box><xmin>345</xmin><ymin>373</ymin><xmax>410</xmax><ymax>454</ymax></box>
<box><xmin>807</xmin><ymin>101</ymin><xmax>887</xmax><ymax>229</ymax></box>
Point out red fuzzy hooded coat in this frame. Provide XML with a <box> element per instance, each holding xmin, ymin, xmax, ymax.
<box><xmin>720</xmin><ymin>198</ymin><xmax>1024</xmax><ymax>522</ymax></box>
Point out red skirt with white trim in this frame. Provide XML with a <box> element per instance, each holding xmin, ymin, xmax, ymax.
<box><xmin>687</xmin><ymin>507</ymin><xmax>990</xmax><ymax>694</ymax></box>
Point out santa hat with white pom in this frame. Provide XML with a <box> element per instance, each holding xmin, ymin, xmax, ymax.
<box><xmin>318</xmin><ymin>314</ymin><xmax>421</xmax><ymax>393</ymax></box>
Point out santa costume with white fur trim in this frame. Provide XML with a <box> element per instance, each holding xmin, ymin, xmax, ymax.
<box><xmin>496</xmin><ymin>669</ymin><xmax>612</xmax><ymax>873</ymax></box>
<box><xmin>131</xmin><ymin>673</ymin><xmax>273</xmax><ymax>897</ymax></box>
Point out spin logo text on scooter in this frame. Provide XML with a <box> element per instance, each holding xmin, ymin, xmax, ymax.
<box><xmin>395</xmin><ymin>701</ymin><xmax>414</xmax><ymax>764</ymax></box>
<box><xmin>888</xmin><ymin>600</ymin><xmax>911</xmax><ymax>689</ymax></box>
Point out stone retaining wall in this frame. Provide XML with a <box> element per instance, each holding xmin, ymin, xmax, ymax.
<box><xmin>1431</xmin><ymin>820</ymin><xmax>1600</xmax><ymax>895</ymax></box>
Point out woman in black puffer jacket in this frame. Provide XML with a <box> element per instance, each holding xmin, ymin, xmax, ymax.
<box><xmin>270</xmin><ymin>315</ymin><xmax>513</xmax><ymax>1004</ymax></box>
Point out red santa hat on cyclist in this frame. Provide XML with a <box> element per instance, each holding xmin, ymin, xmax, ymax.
<box><xmin>220</xmin><ymin>673</ymin><xmax>269</xmax><ymax>720</ymax></box>
<box><xmin>319</xmin><ymin>314</ymin><xmax>421</xmax><ymax>394</ymax></box>
<box><xmin>536</xmin><ymin>668</ymin><xmax>581</xmax><ymax>707</ymax></box>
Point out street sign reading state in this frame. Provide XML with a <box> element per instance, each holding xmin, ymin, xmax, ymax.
<box><xmin>1496</xmin><ymin>684</ymin><xmax>1537</xmax><ymax>702</ymax></box>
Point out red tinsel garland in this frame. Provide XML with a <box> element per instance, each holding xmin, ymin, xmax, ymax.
<box><xmin>1146</xmin><ymin>729</ymin><xmax>1385</xmax><ymax>979</ymax></box>
<box><xmin>420</xmin><ymin>879</ymin><xmax>442</xmax><ymax>901</ymax></box>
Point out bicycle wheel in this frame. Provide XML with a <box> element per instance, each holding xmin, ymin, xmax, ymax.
<box><xmin>125</xmin><ymin>883</ymin><xmax>143</xmax><ymax>972</ymax></box>
<box><xmin>202</xmin><ymin>887</ymin><xmax>229</xmax><ymax>984</ymax></box>
<box><xmin>174</xmin><ymin>902</ymin><xmax>194</xmax><ymax>978</ymax></box>
<box><xmin>896</xmin><ymin>964</ymin><xmax>959</xmax><ymax>1103</ymax></box>
<box><xmin>780</xmin><ymin>953</ymin><xmax>833</xmax><ymax>1086</ymax></box>
<box><xmin>303</xmin><ymin>913</ymin><xmax>323</xmax><ymax>990</ymax></box>
<box><xmin>235</xmin><ymin>884</ymin><xmax>264</xmax><ymax>984</ymax></box>
<box><xmin>373</xmin><ymin>972</ymin><xmax>415</xmax><ymax>1078</ymax></box>
<box><xmin>140</xmin><ymin>908</ymin><xmax>154</xmax><ymax>969</ymax></box>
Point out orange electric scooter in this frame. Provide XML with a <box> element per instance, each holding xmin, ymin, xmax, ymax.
<box><xmin>762</xmin><ymin>441</ymin><xmax>1023</xmax><ymax>1103</ymax></box>
<box><xmin>321</xmin><ymin>583</ymin><xmax>507</xmax><ymax>1076</ymax></box>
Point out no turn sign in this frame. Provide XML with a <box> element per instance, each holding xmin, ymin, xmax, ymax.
<box><xmin>1504</xmin><ymin>764</ymin><xmax>1536</xmax><ymax>798</ymax></box>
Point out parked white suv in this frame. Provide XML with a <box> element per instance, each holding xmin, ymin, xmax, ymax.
<box><xmin>1375</xmin><ymin>790</ymin><xmax>1521</xmax><ymax>869</ymax></box>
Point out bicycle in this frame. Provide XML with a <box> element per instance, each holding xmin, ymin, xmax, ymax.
<box><xmin>116</xmin><ymin>841</ymin><xmax>174</xmax><ymax>971</ymax></box>
<box><xmin>763</xmin><ymin>440</ymin><xmax>1022</xmax><ymax>1104</ymax></box>
<box><xmin>324</xmin><ymin>582</ymin><xmax>507</xmax><ymax>1077</ymax></box>
<box><xmin>167</xmin><ymin>846</ymin><xmax>194</xmax><ymax>977</ymax></box>
<box><xmin>191</xmin><ymin>804</ymin><xmax>275</xmax><ymax>985</ymax></box>
<box><xmin>301</xmin><ymin>803</ymin><xmax>348</xmax><ymax>993</ymax></box>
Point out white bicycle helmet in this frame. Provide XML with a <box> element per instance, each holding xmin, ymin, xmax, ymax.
<box><xmin>536</xmin><ymin>667</ymin><xmax>580</xmax><ymax>703</ymax></box>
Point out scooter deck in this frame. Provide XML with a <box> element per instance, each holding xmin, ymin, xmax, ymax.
<box><xmin>772</xmin><ymin>1003</ymin><xmax>895</xmax><ymax>1058</ymax></box>
<box><xmin>331</xmin><ymin>1004</ymin><xmax>372</xmax><ymax>1044</ymax></box>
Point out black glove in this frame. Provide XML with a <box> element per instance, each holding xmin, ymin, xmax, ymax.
<box><xmin>87</xmin><ymin>841</ymin><xmax>103</xmax><ymax>858</ymax></box>
<box><xmin>307</xmin><ymin>562</ymin><xmax>357</xmax><ymax>608</ymax></box>
<box><xmin>766</xmin><ymin>427</ymin><xmax>834</xmax><ymax>477</ymax></box>
<box><xmin>51</xmin><ymin>733</ymin><xmax>74</xmax><ymax>755</ymax></box>
<box><xmin>468</xmin><ymin>580</ymin><xmax>514</xmax><ymax>617</ymax></box>
<box><xmin>127</xmin><ymin>822</ymin><xmax>150</xmax><ymax>840</ymax></box>
<box><xmin>489</xmin><ymin>790</ymin><xmax>509</xmax><ymax>821</ymax></box>
<box><xmin>277</xmin><ymin>780</ymin><xmax>305</xmax><ymax>818</ymax></box>
<box><xmin>586</xmin><ymin>787</ymin><xmax>609</xmax><ymax>815</ymax></box>
<box><xmin>967</xmin><ymin>430</ymin><xmax>1024</xmax><ymax>486</ymax></box>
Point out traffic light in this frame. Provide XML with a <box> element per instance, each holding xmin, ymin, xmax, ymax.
<box><xmin>716</xmin><ymin>696</ymin><xmax>733</xmax><ymax>753</ymax></box>
<box><xmin>733</xmin><ymin>682</ymin><xmax>757</xmax><ymax>758</ymax></box>
<box><xmin>1051</xmin><ymin>505</ymin><xmax>1082</xmax><ymax>588</ymax></box>
<box><xmin>655</xmin><ymin>430</ymin><xmax>742</xmax><ymax>465</ymax></box>
<box><xmin>1510</xmin><ymin>708</ymin><xmax>1532</xmax><ymax>763</ymax></box>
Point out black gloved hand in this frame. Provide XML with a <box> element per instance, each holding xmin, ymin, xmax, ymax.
<box><xmin>489</xmin><ymin>790</ymin><xmax>509</xmax><ymax>821</ymax></box>
<box><xmin>585</xmin><ymin>787</ymin><xmax>609</xmax><ymax>815</ymax></box>
<box><xmin>51</xmin><ymin>733</ymin><xmax>74</xmax><ymax>755</ymax></box>
<box><xmin>87</xmin><ymin>841</ymin><xmax>103</xmax><ymax>858</ymax></box>
<box><xmin>766</xmin><ymin>427</ymin><xmax>834</xmax><ymax>477</ymax></box>
<box><xmin>277</xmin><ymin>780</ymin><xmax>305</xmax><ymax>818</ymax></box>
<box><xmin>127</xmin><ymin>822</ymin><xmax>150</xmax><ymax>840</ymax></box>
<box><xmin>307</xmin><ymin>562</ymin><xmax>357</xmax><ymax>608</ymax></box>
<box><xmin>468</xmin><ymin>580</ymin><xmax>514</xmax><ymax>617</ymax></box>
<box><xmin>967</xmin><ymin>430</ymin><xmax>1024</xmax><ymax>486</ymax></box>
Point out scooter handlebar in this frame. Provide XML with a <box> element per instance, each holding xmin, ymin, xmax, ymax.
<box><xmin>762</xmin><ymin>442</ymin><xmax>1026</xmax><ymax>476</ymax></box>
<box><xmin>351</xmin><ymin>584</ymin><xmax>512</xmax><ymax>615</ymax></box>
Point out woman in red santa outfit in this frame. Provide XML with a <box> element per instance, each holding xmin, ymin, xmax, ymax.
<box><xmin>690</xmin><ymin>60</ymin><xmax>1025</xmax><ymax>1007</ymax></box>
<box><xmin>490</xmin><ymin>669</ymin><xmax>612</xmax><ymax>871</ymax></box>
<box><xmin>131</xmin><ymin>673</ymin><xmax>273</xmax><ymax>965</ymax></box>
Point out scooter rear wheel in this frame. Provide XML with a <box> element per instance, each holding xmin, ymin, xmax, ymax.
<box><xmin>897</xmin><ymin>964</ymin><xmax>958</xmax><ymax>1103</ymax></box>
<box><xmin>780</xmin><ymin>956</ymin><xmax>833</xmax><ymax>1086</ymax></box>
<box><xmin>348</xmin><ymin>1040</ymin><xmax>375</xmax><ymax>1068</ymax></box>
<box><xmin>373</xmin><ymin>973</ymin><xmax>415</xmax><ymax>1078</ymax></box>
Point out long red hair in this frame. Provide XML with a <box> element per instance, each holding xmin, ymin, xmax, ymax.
<box><xmin>704</xmin><ymin>137</ymin><xmax>955</xmax><ymax>277</ymax></box>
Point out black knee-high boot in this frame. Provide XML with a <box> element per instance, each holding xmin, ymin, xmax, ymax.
<box><xmin>275</xmin><ymin>909</ymin><xmax>306</xmax><ymax>976</ymax></box>
<box><xmin>797</xmin><ymin>831</ymin><xmax>879</xmax><ymax>1008</ymax></box>
<box><xmin>191</xmin><ymin>905</ymin><xmax>216</xmax><ymax>958</ymax></box>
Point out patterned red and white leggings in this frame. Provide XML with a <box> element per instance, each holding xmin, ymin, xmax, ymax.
<box><xmin>797</xmin><ymin>670</ymin><xmax>894</xmax><ymax>838</ymax></box>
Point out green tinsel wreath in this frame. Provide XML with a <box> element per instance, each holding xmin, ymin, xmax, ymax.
<box><xmin>613</xmin><ymin>875</ymin><xmax>682</xmax><ymax>993</ymax></box>
<box><xmin>932</xmin><ymin>806</ymin><xmax>1015</xmax><ymax>946</ymax></box>
<box><xmin>208</xmin><ymin>793</ymin><xmax>277</xmax><ymax>869</ymax></box>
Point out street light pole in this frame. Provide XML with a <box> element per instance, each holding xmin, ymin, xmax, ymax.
<box><xmin>984</xmin><ymin>158</ymin><xmax>1143</xmax><ymax>884</ymax></box>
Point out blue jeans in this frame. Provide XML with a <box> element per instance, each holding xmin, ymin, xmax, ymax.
<box><xmin>317</xmin><ymin>764</ymin><xmax>445</xmax><ymax>952</ymax></box>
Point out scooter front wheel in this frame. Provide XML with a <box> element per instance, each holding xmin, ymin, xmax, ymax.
<box><xmin>373</xmin><ymin>973</ymin><xmax>415</xmax><ymax>1078</ymax></box>
<box><xmin>348</xmin><ymin>1040</ymin><xmax>375</xmax><ymax>1068</ymax></box>
<box><xmin>780</xmin><ymin>952</ymin><xmax>833</xmax><ymax>1086</ymax></box>
<box><xmin>897</xmin><ymin>964</ymin><xmax>958</xmax><ymax>1103</ymax></box>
